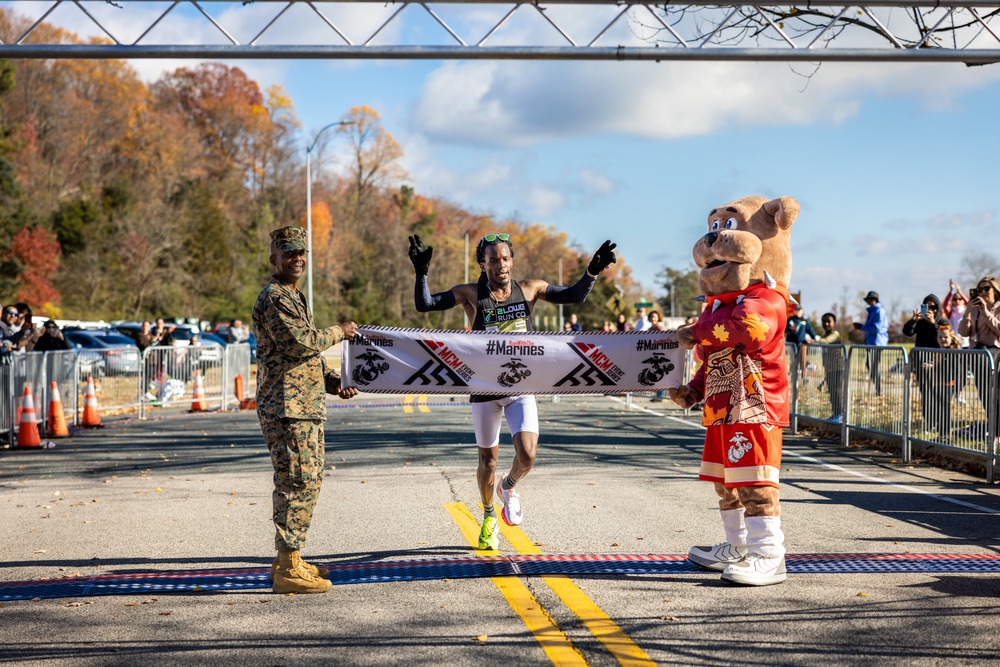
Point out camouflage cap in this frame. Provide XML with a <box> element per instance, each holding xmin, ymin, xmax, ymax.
<box><xmin>270</xmin><ymin>226</ymin><xmax>307</xmax><ymax>252</ymax></box>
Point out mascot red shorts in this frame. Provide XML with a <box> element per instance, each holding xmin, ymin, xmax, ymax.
<box><xmin>698</xmin><ymin>423</ymin><xmax>782</xmax><ymax>488</ymax></box>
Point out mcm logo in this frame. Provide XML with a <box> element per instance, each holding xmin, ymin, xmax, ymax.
<box><xmin>727</xmin><ymin>432</ymin><xmax>753</xmax><ymax>464</ymax></box>
<box><xmin>403</xmin><ymin>340</ymin><xmax>471</xmax><ymax>387</ymax></box>
<box><xmin>497</xmin><ymin>358</ymin><xmax>532</xmax><ymax>387</ymax></box>
<box><xmin>555</xmin><ymin>342</ymin><xmax>621</xmax><ymax>388</ymax></box>
<box><xmin>638</xmin><ymin>352</ymin><xmax>675</xmax><ymax>387</ymax></box>
<box><xmin>352</xmin><ymin>348</ymin><xmax>389</xmax><ymax>386</ymax></box>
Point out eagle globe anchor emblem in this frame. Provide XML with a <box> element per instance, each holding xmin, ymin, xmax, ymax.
<box><xmin>352</xmin><ymin>349</ymin><xmax>389</xmax><ymax>386</ymax></box>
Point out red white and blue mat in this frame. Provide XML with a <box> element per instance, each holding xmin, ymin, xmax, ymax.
<box><xmin>4</xmin><ymin>553</ymin><xmax>1000</xmax><ymax>601</ymax></box>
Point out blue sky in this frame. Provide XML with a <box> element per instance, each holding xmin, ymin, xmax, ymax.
<box><xmin>9</xmin><ymin>1</ymin><xmax>1000</xmax><ymax>321</ymax></box>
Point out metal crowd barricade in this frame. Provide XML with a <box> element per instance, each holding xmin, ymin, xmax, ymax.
<box><xmin>75</xmin><ymin>347</ymin><xmax>143</xmax><ymax>423</ymax></box>
<box><xmin>138</xmin><ymin>344</ymin><xmax>225</xmax><ymax>417</ymax></box>
<box><xmin>0</xmin><ymin>355</ymin><xmax>13</xmax><ymax>444</ymax></box>
<box><xmin>907</xmin><ymin>347</ymin><xmax>996</xmax><ymax>481</ymax></box>
<box><xmin>844</xmin><ymin>345</ymin><xmax>911</xmax><ymax>459</ymax></box>
<box><xmin>785</xmin><ymin>343</ymin><xmax>799</xmax><ymax>432</ymax></box>
<box><xmin>794</xmin><ymin>343</ymin><xmax>848</xmax><ymax>438</ymax></box>
<box><xmin>11</xmin><ymin>352</ymin><xmax>46</xmax><ymax>428</ymax></box>
<box><xmin>43</xmin><ymin>350</ymin><xmax>77</xmax><ymax>430</ymax></box>
<box><xmin>222</xmin><ymin>343</ymin><xmax>251</xmax><ymax>409</ymax></box>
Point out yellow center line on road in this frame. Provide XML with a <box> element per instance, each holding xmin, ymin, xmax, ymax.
<box><xmin>445</xmin><ymin>502</ymin><xmax>587</xmax><ymax>667</ymax></box>
<box><xmin>418</xmin><ymin>394</ymin><xmax>430</xmax><ymax>413</ymax></box>
<box><xmin>403</xmin><ymin>394</ymin><xmax>414</xmax><ymax>414</ymax></box>
<box><xmin>497</xmin><ymin>522</ymin><xmax>657</xmax><ymax>667</ymax></box>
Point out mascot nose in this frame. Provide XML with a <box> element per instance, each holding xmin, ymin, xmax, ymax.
<box><xmin>703</xmin><ymin>232</ymin><xmax>719</xmax><ymax>247</ymax></box>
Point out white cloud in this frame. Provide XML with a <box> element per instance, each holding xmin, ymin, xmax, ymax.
<box><xmin>852</xmin><ymin>235</ymin><xmax>892</xmax><ymax>256</ymax></box>
<box><xmin>411</xmin><ymin>57</ymin><xmax>1000</xmax><ymax>147</ymax></box>
<box><xmin>526</xmin><ymin>187</ymin><xmax>566</xmax><ymax>218</ymax></box>
<box><xmin>579</xmin><ymin>168</ymin><xmax>616</xmax><ymax>197</ymax></box>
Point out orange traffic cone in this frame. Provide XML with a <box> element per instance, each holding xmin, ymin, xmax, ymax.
<box><xmin>47</xmin><ymin>381</ymin><xmax>70</xmax><ymax>438</ymax></box>
<box><xmin>234</xmin><ymin>373</ymin><xmax>245</xmax><ymax>404</ymax></box>
<box><xmin>81</xmin><ymin>376</ymin><xmax>101</xmax><ymax>427</ymax></box>
<box><xmin>190</xmin><ymin>369</ymin><xmax>207</xmax><ymax>412</ymax></box>
<box><xmin>17</xmin><ymin>387</ymin><xmax>42</xmax><ymax>448</ymax></box>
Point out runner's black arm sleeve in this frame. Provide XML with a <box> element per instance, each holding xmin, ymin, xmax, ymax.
<box><xmin>415</xmin><ymin>275</ymin><xmax>457</xmax><ymax>312</ymax></box>
<box><xmin>543</xmin><ymin>272</ymin><xmax>597</xmax><ymax>305</ymax></box>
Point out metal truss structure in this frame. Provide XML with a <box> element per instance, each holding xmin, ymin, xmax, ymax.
<box><xmin>1</xmin><ymin>1</ymin><xmax>999</xmax><ymax>63</ymax></box>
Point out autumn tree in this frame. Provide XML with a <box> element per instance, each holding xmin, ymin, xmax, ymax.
<box><xmin>6</xmin><ymin>226</ymin><xmax>61</xmax><ymax>311</ymax></box>
<box><xmin>656</xmin><ymin>266</ymin><xmax>702</xmax><ymax>319</ymax></box>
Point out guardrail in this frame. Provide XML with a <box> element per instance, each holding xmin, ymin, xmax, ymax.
<box><xmin>787</xmin><ymin>344</ymin><xmax>998</xmax><ymax>483</ymax></box>
<box><xmin>1</xmin><ymin>343</ymin><xmax>253</xmax><ymax>444</ymax></box>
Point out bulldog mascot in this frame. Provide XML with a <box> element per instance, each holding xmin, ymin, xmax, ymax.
<box><xmin>669</xmin><ymin>195</ymin><xmax>799</xmax><ymax>586</ymax></box>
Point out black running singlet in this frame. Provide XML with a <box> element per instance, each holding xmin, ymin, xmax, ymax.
<box><xmin>472</xmin><ymin>280</ymin><xmax>534</xmax><ymax>334</ymax></box>
<box><xmin>471</xmin><ymin>279</ymin><xmax>533</xmax><ymax>403</ymax></box>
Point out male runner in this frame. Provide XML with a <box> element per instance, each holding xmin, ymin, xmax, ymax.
<box><xmin>408</xmin><ymin>232</ymin><xmax>617</xmax><ymax>550</ymax></box>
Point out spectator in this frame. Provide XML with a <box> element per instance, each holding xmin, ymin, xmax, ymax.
<box><xmin>903</xmin><ymin>294</ymin><xmax>948</xmax><ymax>432</ymax></box>
<box><xmin>601</xmin><ymin>321</ymin><xmax>613</xmax><ymax>333</ymax></box>
<box><xmin>227</xmin><ymin>318</ymin><xmax>250</xmax><ymax>343</ymax></box>
<box><xmin>785</xmin><ymin>305</ymin><xmax>816</xmax><ymax>380</ymax></box>
<box><xmin>854</xmin><ymin>291</ymin><xmax>888</xmax><ymax>395</ymax></box>
<box><xmin>9</xmin><ymin>304</ymin><xmax>42</xmax><ymax>352</ymax></box>
<box><xmin>942</xmin><ymin>279</ymin><xmax>970</xmax><ymax>347</ymax></box>
<box><xmin>902</xmin><ymin>294</ymin><xmax>947</xmax><ymax>348</ymax></box>
<box><xmin>0</xmin><ymin>305</ymin><xmax>17</xmax><ymax>354</ymax></box>
<box><xmin>958</xmin><ymin>276</ymin><xmax>1000</xmax><ymax>439</ymax></box>
<box><xmin>928</xmin><ymin>324</ymin><xmax>966</xmax><ymax>441</ymax></box>
<box><xmin>135</xmin><ymin>321</ymin><xmax>155</xmax><ymax>352</ymax></box>
<box><xmin>785</xmin><ymin>305</ymin><xmax>817</xmax><ymax>345</ymax></box>
<box><xmin>616</xmin><ymin>313</ymin><xmax>631</xmax><ymax>332</ymax></box>
<box><xmin>808</xmin><ymin>312</ymin><xmax>845</xmax><ymax>422</ymax></box>
<box><xmin>567</xmin><ymin>313</ymin><xmax>583</xmax><ymax>332</ymax></box>
<box><xmin>153</xmin><ymin>318</ymin><xmax>174</xmax><ymax>347</ymax></box>
<box><xmin>648</xmin><ymin>310</ymin><xmax>667</xmax><ymax>331</ymax></box>
<box><xmin>633</xmin><ymin>306</ymin><xmax>652</xmax><ymax>331</ymax></box>
<box><xmin>29</xmin><ymin>320</ymin><xmax>72</xmax><ymax>352</ymax></box>
<box><xmin>563</xmin><ymin>320</ymin><xmax>573</xmax><ymax>332</ymax></box>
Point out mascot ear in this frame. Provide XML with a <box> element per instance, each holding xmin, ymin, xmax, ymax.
<box><xmin>763</xmin><ymin>196</ymin><xmax>800</xmax><ymax>230</ymax></box>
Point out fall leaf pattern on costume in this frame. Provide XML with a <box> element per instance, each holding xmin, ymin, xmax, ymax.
<box><xmin>685</xmin><ymin>283</ymin><xmax>791</xmax><ymax>427</ymax></box>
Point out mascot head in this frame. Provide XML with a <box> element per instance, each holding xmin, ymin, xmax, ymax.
<box><xmin>692</xmin><ymin>195</ymin><xmax>799</xmax><ymax>297</ymax></box>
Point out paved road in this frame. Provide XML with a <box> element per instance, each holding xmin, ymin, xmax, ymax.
<box><xmin>1</xmin><ymin>394</ymin><xmax>999</xmax><ymax>666</ymax></box>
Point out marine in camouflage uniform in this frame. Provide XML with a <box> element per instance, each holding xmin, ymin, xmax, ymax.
<box><xmin>253</xmin><ymin>225</ymin><xmax>358</xmax><ymax>593</ymax></box>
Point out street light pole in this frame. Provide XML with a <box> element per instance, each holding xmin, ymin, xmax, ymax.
<box><xmin>463</xmin><ymin>231</ymin><xmax>470</xmax><ymax>330</ymax></box>
<box><xmin>305</xmin><ymin>120</ymin><xmax>353</xmax><ymax>315</ymax></box>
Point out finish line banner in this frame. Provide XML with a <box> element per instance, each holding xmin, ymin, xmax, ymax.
<box><xmin>341</xmin><ymin>326</ymin><xmax>686</xmax><ymax>395</ymax></box>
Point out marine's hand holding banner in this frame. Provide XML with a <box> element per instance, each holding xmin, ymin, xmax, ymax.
<box><xmin>342</xmin><ymin>326</ymin><xmax>685</xmax><ymax>395</ymax></box>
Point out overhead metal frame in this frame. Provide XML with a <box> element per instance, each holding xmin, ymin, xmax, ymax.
<box><xmin>0</xmin><ymin>1</ymin><xmax>999</xmax><ymax>63</ymax></box>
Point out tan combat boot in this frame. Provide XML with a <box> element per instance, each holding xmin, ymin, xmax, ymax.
<box><xmin>272</xmin><ymin>549</ymin><xmax>333</xmax><ymax>594</ymax></box>
<box><xmin>270</xmin><ymin>555</ymin><xmax>330</xmax><ymax>583</ymax></box>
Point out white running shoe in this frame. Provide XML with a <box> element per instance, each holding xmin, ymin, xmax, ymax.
<box><xmin>496</xmin><ymin>476</ymin><xmax>523</xmax><ymax>526</ymax></box>
<box><xmin>687</xmin><ymin>542</ymin><xmax>748</xmax><ymax>572</ymax></box>
<box><xmin>721</xmin><ymin>554</ymin><xmax>787</xmax><ymax>586</ymax></box>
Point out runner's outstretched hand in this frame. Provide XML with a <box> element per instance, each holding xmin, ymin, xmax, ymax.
<box><xmin>408</xmin><ymin>235</ymin><xmax>433</xmax><ymax>276</ymax></box>
<box><xmin>588</xmin><ymin>240</ymin><xmax>617</xmax><ymax>275</ymax></box>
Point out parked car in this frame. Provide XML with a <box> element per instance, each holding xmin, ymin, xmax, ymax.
<box><xmin>63</xmin><ymin>330</ymin><xmax>140</xmax><ymax>376</ymax></box>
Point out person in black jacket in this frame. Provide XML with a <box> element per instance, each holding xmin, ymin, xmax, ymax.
<box><xmin>903</xmin><ymin>294</ymin><xmax>949</xmax><ymax>435</ymax></box>
<box><xmin>30</xmin><ymin>320</ymin><xmax>72</xmax><ymax>352</ymax></box>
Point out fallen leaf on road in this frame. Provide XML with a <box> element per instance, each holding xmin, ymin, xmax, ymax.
<box><xmin>857</xmin><ymin>592</ymin><xmax>868</xmax><ymax>597</ymax></box>
<box><xmin>611</xmin><ymin>542</ymin><xmax>620</xmax><ymax>547</ymax></box>
<box><xmin>474</xmin><ymin>635</ymin><xmax>488</xmax><ymax>643</ymax></box>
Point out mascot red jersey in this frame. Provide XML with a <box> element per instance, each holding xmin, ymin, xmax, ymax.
<box><xmin>670</xmin><ymin>195</ymin><xmax>799</xmax><ymax>586</ymax></box>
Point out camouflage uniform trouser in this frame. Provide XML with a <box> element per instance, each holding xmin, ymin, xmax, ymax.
<box><xmin>260</xmin><ymin>418</ymin><xmax>325</xmax><ymax>551</ymax></box>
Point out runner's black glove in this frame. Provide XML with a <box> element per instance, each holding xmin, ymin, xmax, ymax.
<box><xmin>408</xmin><ymin>234</ymin><xmax>433</xmax><ymax>276</ymax></box>
<box><xmin>588</xmin><ymin>240</ymin><xmax>617</xmax><ymax>275</ymax></box>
